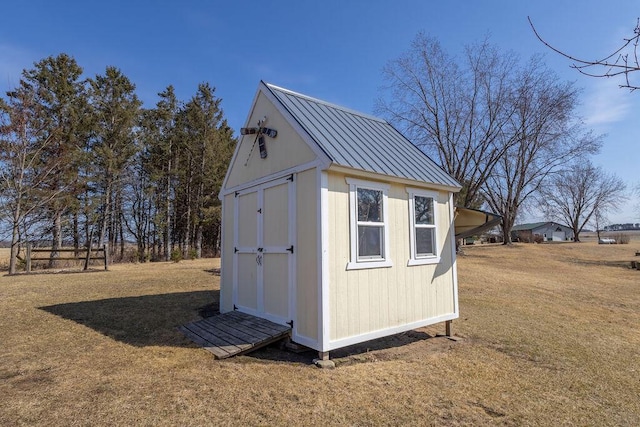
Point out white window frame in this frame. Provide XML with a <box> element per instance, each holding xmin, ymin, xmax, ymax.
<box><xmin>407</xmin><ymin>187</ymin><xmax>440</xmax><ymax>266</ymax></box>
<box><xmin>346</xmin><ymin>177</ymin><xmax>392</xmax><ymax>270</ymax></box>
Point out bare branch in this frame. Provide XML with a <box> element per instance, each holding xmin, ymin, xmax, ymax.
<box><xmin>528</xmin><ymin>16</ymin><xmax>640</xmax><ymax>90</ymax></box>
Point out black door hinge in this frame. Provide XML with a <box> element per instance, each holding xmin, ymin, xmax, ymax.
<box><xmin>287</xmin><ymin>245</ymin><xmax>294</xmax><ymax>253</ymax></box>
<box><xmin>286</xmin><ymin>320</ymin><xmax>293</xmax><ymax>328</ymax></box>
<box><xmin>287</xmin><ymin>174</ymin><xmax>294</xmax><ymax>182</ymax></box>
<box><xmin>233</xmin><ymin>304</ymin><xmax>238</xmax><ymax>310</ymax></box>
<box><xmin>234</xmin><ymin>247</ymin><xmax>238</xmax><ymax>253</ymax></box>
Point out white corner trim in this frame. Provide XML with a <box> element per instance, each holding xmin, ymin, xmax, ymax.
<box><xmin>449</xmin><ymin>193</ymin><xmax>459</xmax><ymax>316</ymax></box>
<box><xmin>292</xmin><ymin>334</ymin><xmax>321</xmax><ymax>351</ymax></box>
<box><xmin>319</xmin><ymin>170</ymin><xmax>331</xmax><ymax>350</ymax></box>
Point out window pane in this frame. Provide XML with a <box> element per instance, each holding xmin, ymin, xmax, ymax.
<box><xmin>357</xmin><ymin>188</ymin><xmax>383</xmax><ymax>222</ymax></box>
<box><xmin>416</xmin><ymin>228</ymin><xmax>435</xmax><ymax>256</ymax></box>
<box><xmin>358</xmin><ymin>225</ymin><xmax>383</xmax><ymax>258</ymax></box>
<box><xmin>414</xmin><ymin>196</ymin><xmax>433</xmax><ymax>225</ymax></box>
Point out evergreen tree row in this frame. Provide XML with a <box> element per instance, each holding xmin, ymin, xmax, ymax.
<box><xmin>0</xmin><ymin>54</ymin><xmax>236</xmax><ymax>272</ymax></box>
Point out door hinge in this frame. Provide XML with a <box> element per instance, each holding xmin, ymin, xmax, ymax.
<box><xmin>234</xmin><ymin>247</ymin><xmax>238</xmax><ymax>253</ymax></box>
<box><xmin>287</xmin><ymin>245</ymin><xmax>294</xmax><ymax>253</ymax></box>
<box><xmin>287</xmin><ymin>174</ymin><xmax>294</xmax><ymax>182</ymax></box>
<box><xmin>257</xmin><ymin>208</ymin><xmax>262</xmax><ymax>213</ymax></box>
<box><xmin>235</xmin><ymin>191</ymin><xmax>239</xmax><ymax>197</ymax></box>
<box><xmin>286</xmin><ymin>320</ymin><xmax>293</xmax><ymax>328</ymax></box>
<box><xmin>233</xmin><ymin>304</ymin><xmax>238</xmax><ymax>310</ymax></box>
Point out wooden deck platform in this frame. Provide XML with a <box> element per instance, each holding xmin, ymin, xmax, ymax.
<box><xmin>179</xmin><ymin>311</ymin><xmax>291</xmax><ymax>359</ymax></box>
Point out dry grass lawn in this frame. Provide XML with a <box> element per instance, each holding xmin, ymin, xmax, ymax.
<box><xmin>1</xmin><ymin>240</ymin><xmax>639</xmax><ymax>426</ymax></box>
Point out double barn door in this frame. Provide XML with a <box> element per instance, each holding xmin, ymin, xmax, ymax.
<box><xmin>233</xmin><ymin>176</ymin><xmax>294</xmax><ymax>326</ymax></box>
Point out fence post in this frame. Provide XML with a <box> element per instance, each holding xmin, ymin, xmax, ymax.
<box><xmin>103</xmin><ymin>244</ymin><xmax>108</xmax><ymax>271</ymax></box>
<box><xmin>26</xmin><ymin>243</ymin><xmax>32</xmax><ymax>273</ymax></box>
<box><xmin>84</xmin><ymin>245</ymin><xmax>92</xmax><ymax>271</ymax></box>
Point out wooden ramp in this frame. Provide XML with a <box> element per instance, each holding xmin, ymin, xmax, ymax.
<box><xmin>179</xmin><ymin>311</ymin><xmax>291</xmax><ymax>359</ymax></box>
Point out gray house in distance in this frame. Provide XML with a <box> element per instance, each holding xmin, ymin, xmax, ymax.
<box><xmin>511</xmin><ymin>222</ymin><xmax>574</xmax><ymax>243</ymax></box>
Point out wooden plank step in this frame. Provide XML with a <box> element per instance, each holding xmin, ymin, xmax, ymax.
<box><xmin>201</xmin><ymin>317</ymin><xmax>271</xmax><ymax>341</ymax></box>
<box><xmin>178</xmin><ymin>325</ymin><xmax>234</xmax><ymax>359</ymax></box>
<box><xmin>179</xmin><ymin>311</ymin><xmax>291</xmax><ymax>359</ymax></box>
<box><xmin>225</xmin><ymin>311</ymin><xmax>290</xmax><ymax>334</ymax></box>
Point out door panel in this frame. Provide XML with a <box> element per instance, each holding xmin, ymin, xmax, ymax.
<box><xmin>263</xmin><ymin>183</ymin><xmax>289</xmax><ymax>248</ymax></box>
<box><xmin>237</xmin><ymin>192</ymin><xmax>257</xmax><ymax>248</ymax></box>
<box><xmin>263</xmin><ymin>253</ymin><xmax>289</xmax><ymax>320</ymax></box>
<box><xmin>237</xmin><ymin>253</ymin><xmax>258</xmax><ymax>310</ymax></box>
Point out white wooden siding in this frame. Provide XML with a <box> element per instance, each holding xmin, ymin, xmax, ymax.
<box><xmin>327</xmin><ymin>171</ymin><xmax>456</xmax><ymax>343</ymax></box>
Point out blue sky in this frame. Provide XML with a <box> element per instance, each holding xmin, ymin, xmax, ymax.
<box><xmin>1</xmin><ymin>1</ymin><xmax>638</xmax><ymax>223</ymax></box>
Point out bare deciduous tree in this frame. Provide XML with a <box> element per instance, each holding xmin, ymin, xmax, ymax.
<box><xmin>377</xmin><ymin>34</ymin><xmax>520</xmax><ymax>208</ymax></box>
<box><xmin>0</xmin><ymin>89</ymin><xmax>67</xmax><ymax>273</ymax></box>
<box><xmin>529</xmin><ymin>16</ymin><xmax>640</xmax><ymax>91</ymax></box>
<box><xmin>483</xmin><ymin>56</ymin><xmax>601</xmax><ymax>244</ymax></box>
<box><xmin>538</xmin><ymin>161</ymin><xmax>627</xmax><ymax>241</ymax></box>
<box><xmin>634</xmin><ymin>182</ymin><xmax>640</xmax><ymax>220</ymax></box>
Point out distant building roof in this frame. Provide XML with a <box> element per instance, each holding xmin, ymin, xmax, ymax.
<box><xmin>264</xmin><ymin>82</ymin><xmax>461</xmax><ymax>190</ymax></box>
<box><xmin>512</xmin><ymin>222</ymin><xmax>571</xmax><ymax>231</ymax></box>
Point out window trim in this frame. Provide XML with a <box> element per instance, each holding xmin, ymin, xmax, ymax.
<box><xmin>346</xmin><ymin>177</ymin><xmax>392</xmax><ymax>270</ymax></box>
<box><xmin>406</xmin><ymin>187</ymin><xmax>440</xmax><ymax>266</ymax></box>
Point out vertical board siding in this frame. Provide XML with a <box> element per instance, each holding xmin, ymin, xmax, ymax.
<box><xmin>225</xmin><ymin>92</ymin><xmax>318</xmax><ymax>190</ymax></box>
<box><xmin>328</xmin><ymin>171</ymin><xmax>456</xmax><ymax>342</ymax></box>
<box><xmin>295</xmin><ymin>168</ymin><xmax>319</xmax><ymax>341</ymax></box>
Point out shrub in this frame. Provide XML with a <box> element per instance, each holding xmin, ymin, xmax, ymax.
<box><xmin>188</xmin><ymin>249</ymin><xmax>198</xmax><ymax>260</ymax></box>
<box><xmin>614</xmin><ymin>233</ymin><xmax>630</xmax><ymax>244</ymax></box>
<box><xmin>533</xmin><ymin>234</ymin><xmax>544</xmax><ymax>244</ymax></box>
<box><xmin>170</xmin><ymin>249</ymin><xmax>183</xmax><ymax>263</ymax></box>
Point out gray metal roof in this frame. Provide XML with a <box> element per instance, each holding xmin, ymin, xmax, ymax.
<box><xmin>264</xmin><ymin>83</ymin><xmax>461</xmax><ymax>190</ymax></box>
<box><xmin>512</xmin><ymin>222</ymin><xmax>571</xmax><ymax>231</ymax></box>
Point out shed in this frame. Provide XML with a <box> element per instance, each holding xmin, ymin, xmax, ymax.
<box><xmin>511</xmin><ymin>222</ymin><xmax>574</xmax><ymax>243</ymax></box>
<box><xmin>218</xmin><ymin>82</ymin><xmax>462</xmax><ymax>359</ymax></box>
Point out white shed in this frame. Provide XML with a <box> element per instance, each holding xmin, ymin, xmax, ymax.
<box><xmin>511</xmin><ymin>222</ymin><xmax>575</xmax><ymax>243</ymax></box>
<box><xmin>218</xmin><ymin>82</ymin><xmax>462</xmax><ymax>359</ymax></box>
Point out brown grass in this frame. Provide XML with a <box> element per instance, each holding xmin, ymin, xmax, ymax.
<box><xmin>1</xmin><ymin>242</ymin><xmax>639</xmax><ymax>426</ymax></box>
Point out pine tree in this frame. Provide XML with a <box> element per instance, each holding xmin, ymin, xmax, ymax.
<box><xmin>88</xmin><ymin>67</ymin><xmax>141</xmax><ymax>258</ymax></box>
<box><xmin>14</xmin><ymin>54</ymin><xmax>86</xmax><ymax>266</ymax></box>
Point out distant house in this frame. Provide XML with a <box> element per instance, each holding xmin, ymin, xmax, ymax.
<box><xmin>511</xmin><ymin>222</ymin><xmax>574</xmax><ymax>243</ymax></box>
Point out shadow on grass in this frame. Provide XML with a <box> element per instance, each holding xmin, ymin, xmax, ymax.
<box><xmin>240</xmin><ymin>329</ymin><xmax>437</xmax><ymax>366</ymax></box>
<box><xmin>40</xmin><ymin>291</ymin><xmax>445</xmax><ymax>364</ymax></box>
<box><xmin>567</xmin><ymin>258</ymin><xmax>636</xmax><ymax>270</ymax></box>
<box><xmin>39</xmin><ymin>290</ymin><xmax>218</xmax><ymax>347</ymax></box>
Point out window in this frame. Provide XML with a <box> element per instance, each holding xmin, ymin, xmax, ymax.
<box><xmin>346</xmin><ymin>178</ymin><xmax>392</xmax><ymax>270</ymax></box>
<box><xmin>407</xmin><ymin>188</ymin><xmax>439</xmax><ymax>265</ymax></box>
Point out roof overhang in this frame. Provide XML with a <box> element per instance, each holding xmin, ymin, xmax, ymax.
<box><xmin>454</xmin><ymin>207</ymin><xmax>502</xmax><ymax>240</ymax></box>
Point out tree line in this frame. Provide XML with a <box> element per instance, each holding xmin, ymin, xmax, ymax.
<box><xmin>0</xmin><ymin>53</ymin><xmax>236</xmax><ymax>273</ymax></box>
<box><xmin>378</xmin><ymin>34</ymin><xmax>628</xmax><ymax>243</ymax></box>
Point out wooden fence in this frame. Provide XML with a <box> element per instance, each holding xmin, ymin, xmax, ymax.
<box><xmin>25</xmin><ymin>244</ymin><xmax>108</xmax><ymax>272</ymax></box>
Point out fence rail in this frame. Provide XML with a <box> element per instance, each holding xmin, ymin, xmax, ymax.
<box><xmin>26</xmin><ymin>244</ymin><xmax>108</xmax><ymax>272</ymax></box>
